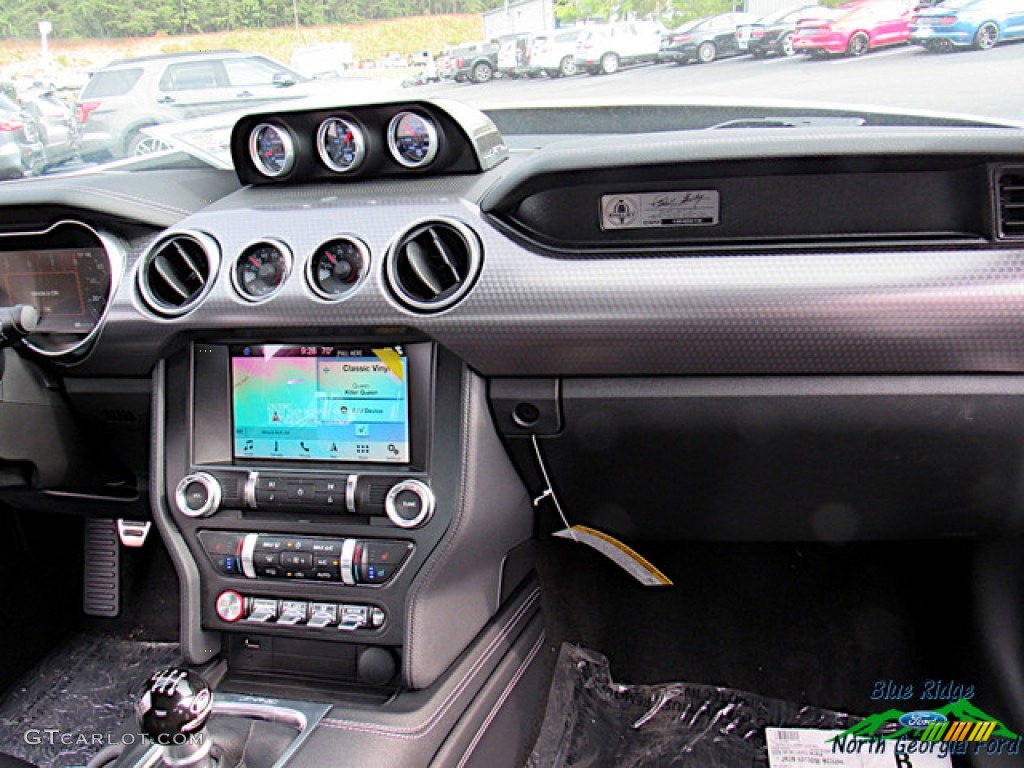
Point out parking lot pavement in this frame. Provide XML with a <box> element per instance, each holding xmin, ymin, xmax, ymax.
<box><xmin>417</xmin><ymin>41</ymin><xmax>1024</xmax><ymax>125</ymax></box>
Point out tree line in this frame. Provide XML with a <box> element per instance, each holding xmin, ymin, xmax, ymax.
<box><xmin>555</xmin><ymin>0</ymin><xmax>742</xmax><ymax>27</ymax></box>
<box><xmin>0</xmin><ymin>0</ymin><xmax>495</xmax><ymax>39</ymax></box>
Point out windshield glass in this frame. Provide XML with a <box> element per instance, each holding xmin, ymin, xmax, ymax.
<box><xmin>0</xmin><ymin>0</ymin><xmax>1021</xmax><ymax>178</ymax></box>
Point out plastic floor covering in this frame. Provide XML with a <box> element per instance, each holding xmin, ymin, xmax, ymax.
<box><xmin>0</xmin><ymin>632</ymin><xmax>180</xmax><ymax>767</ymax></box>
<box><xmin>527</xmin><ymin>643</ymin><xmax>861</xmax><ymax>768</ymax></box>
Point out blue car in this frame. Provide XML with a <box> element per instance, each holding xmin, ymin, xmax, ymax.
<box><xmin>910</xmin><ymin>0</ymin><xmax>1024</xmax><ymax>50</ymax></box>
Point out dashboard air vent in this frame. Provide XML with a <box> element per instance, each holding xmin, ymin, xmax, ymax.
<box><xmin>138</xmin><ymin>232</ymin><xmax>219</xmax><ymax>316</ymax></box>
<box><xmin>997</xmin><ymin>169</ymin><xmax>1024</xmax><ymax>239</ymax></box>
<box><xmin>385</xmin><ymin>220</ymin><xmax>481</xmax><ymax>312</ymax></box>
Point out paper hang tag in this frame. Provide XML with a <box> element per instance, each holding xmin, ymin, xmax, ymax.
<box><xmin>553</xmin><ymin>525</ymin><xmax>672</xmax><ymax>588</ymax></box>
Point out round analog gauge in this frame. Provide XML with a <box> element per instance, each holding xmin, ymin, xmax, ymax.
<box><xmin>233</xmin><ymin>241</ymin><xmax>292</xmax><ymax>300</ymax></box>
<box><xmin>387</xmin><ymin>111</ymin><xmax>439</xmax><ymax>169</ymax></box>
<box><xmin>248</xmin><ymin>123</ymin><xmax>295</xmax><ymax>178</ymax></box>
<box><xmin>308</xmin><ymin>237</ymin><xmax>369</xmax><ymax>300</ymax></box>
<box><xmin>317</xmin><ymin>117</ymin><xmax>366</xmax><ymax>173</ymax></box>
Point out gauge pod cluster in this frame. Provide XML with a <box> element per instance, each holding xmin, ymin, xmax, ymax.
<box><xmin>224</xmin><ymin>236</ymin><xmax>370</xmax><ymax>304</ymax></box>
<box><xmin>230</xmin><ymin>100</ymin><xmax>507</xmax><ymax>185</ymax></box>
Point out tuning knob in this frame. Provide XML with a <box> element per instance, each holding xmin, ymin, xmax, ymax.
<box><xmin>384</xmin><ymin>479</ymin><xmax>435</xmax><ymax>529</ymax></box>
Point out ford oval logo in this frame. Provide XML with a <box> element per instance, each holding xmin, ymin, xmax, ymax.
<box><xmin>898</xmin><ymin>711</ymin><xmax>948</xmax><ymax>729</ymax></box>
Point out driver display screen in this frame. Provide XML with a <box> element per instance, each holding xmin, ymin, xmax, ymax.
<box><xmin>231</xmin><ymin>345</ymin><xmax>410</xmax><ymax>463</ymax></box>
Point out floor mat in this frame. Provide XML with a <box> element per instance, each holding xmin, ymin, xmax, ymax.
<box><xmin>0</xmin><ymin>632</ymin><xmax>180</xmax><ymax>768</ymax></box>
<box><xmin>534</xmin><ymin>538</ymin><xmax>979</xmax><ymax>715</ymax></box>
<box><xmin>528</xmin><ymin>643</ymin><xmax>861</xmax><ymax>768</ymax></box>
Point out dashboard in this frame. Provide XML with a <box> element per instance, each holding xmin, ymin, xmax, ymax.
<box><xmin>3</xmin><ymin>99</ymin><xmax>1024</xmax><ymax>730</ymax></box>
<box><xmin>2</xmin><ymin>107</ymin><xmax>1024</xmax><ymax>380</ymax></box>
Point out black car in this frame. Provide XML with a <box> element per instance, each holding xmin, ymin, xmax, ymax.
<box><xmin>737</xmin><ymin>4</ymin><xmax>825</xmax><ymax>57</ymax></box>
<box><xmin>661</xmin><ymin>11</ymin><xmax>761</xmax><ymax>63</ymax></box>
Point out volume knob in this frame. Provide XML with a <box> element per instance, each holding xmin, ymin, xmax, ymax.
<box><xmin>174</xmin><ymin>473</ymin><xmax>222</xmax><ymax>518</ymax></box>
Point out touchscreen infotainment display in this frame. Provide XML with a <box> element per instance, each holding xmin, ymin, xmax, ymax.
<box><xmin>231</xmin><ymin>345</ymin><xmax>409</xmax><ymax>463</ymax></box>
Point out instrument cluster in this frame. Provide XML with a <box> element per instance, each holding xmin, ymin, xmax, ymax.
<box><xmin>0</xmin><ymin>220</ymin><xmax>123</xmax><ymax>357</ymax></box>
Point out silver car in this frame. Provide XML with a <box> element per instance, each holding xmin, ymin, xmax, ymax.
<box><xmin>76</xmin><ymin>50</ymin><xmax>315</xmax><ymax>160</ymax></box>
<box><xmin>0</xmin><ymin>94</ymin><xmax>45</xmax><ymax>180</ymax></box>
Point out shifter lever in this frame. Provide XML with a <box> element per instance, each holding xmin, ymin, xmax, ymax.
<box><xmin>136</xmin><ymin>667</ymin><xmax>215</xmax><ymax>767</ymax></box>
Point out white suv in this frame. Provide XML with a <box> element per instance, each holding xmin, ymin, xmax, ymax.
<box><xmin>575</xmin><ymin>22</ymin><xmax>665</xmax><ymax>74</ymax></box>
<box><xmin>526</xmin><ymin>30</ymin><xmax>588</xmax><ymax>77</ymax></box>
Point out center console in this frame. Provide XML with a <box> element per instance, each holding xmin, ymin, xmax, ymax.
<box><xmin>150</xmin><ymin>339</ymin><xmax>543</xmax><ymax>767</ymax></box>
<box><xmin>159</xmin><ymin>341</ymin><xmax>472</xmax><ymax>686</ymax></box>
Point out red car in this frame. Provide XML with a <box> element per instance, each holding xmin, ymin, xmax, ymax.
<box><xmin>793</xmin><ymin>0</ymin><xmax>915</xmax><ymax>56</ymax></box>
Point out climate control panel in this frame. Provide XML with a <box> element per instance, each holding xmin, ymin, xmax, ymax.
<box><xmin>200</xmin><ymin>531</ymin><xmax>412</xmax><ymax>586</ymax></box>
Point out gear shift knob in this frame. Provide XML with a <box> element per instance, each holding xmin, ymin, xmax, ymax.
<box><xmin>137</xmin><ymin>668</ymin><xmax>213</xmax><ymax>739</ymax></box>
<box><xmin>137</xmin><ymin>667</ymin><xmax>215</xmax><ymax>767</ymax></box>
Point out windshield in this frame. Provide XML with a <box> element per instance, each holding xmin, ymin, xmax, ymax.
<box><xmin>0</xmin><ymin>0</ymin><xmax>1021</xmax><ymax>179</ymax></box>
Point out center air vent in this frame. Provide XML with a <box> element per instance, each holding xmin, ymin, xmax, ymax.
<box><xmin>385</xmin><ymin>220</ymin><xmax>481</xmax><ymax>312</ymax></box>
<box><xmin>137</xmin><ymin>232</ymin><xmax>219</xmax><ymax>316</ymax></box>
<box><xmin>997</xmin><ymin>169</ymin><xmax>1024</xmax><ymax>239</ymax></box>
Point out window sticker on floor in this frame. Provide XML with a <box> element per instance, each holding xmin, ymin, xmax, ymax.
<box><xmin>768</xmin><ymin>695</ymin><xmax>1024</xmax><ymax>768</ymax></box>
<box><xmin>767</xmin><ymin>728</ymin><xmax>953</xmax><ymax>767</ymax></box>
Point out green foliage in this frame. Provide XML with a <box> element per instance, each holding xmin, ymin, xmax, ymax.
<box><xmin>554</xmin><ymin>0</ymin><xmax>735</xmax><ymax>28</ymax></box>
<box><xmin>0</xmin><ymin>0</ymin><xmax>490</xmax><ymax>39</ymax></box>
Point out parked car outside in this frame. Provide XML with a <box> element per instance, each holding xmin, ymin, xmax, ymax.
<box><xmin>497</xmin><ymin>33</ymin><xmax>536</xmax><ymax>78</ymax></box>
<box><xmin>378</xmin><ymin>52</ymin><xmax>406</xmax><ymax>69</ymax></box>
<box><xmin>910</xmin><ymin>0</ymin><xmax>1024</xmax><ymax>50</ymax></box>
<box><xmin>793</xmin><ymin>0</ymin><xmax>915</xmax><ymax>56</ymax></box>
<box><xmin>290</xmin><ymin>42</ymin><xmax>354</xmax><ymax>78</ymax></box>
<box><xmin>20</xmin><ymin>85</ymin><xmax>79</xmax><ymax>169</ymax></box>
<box><xmin>75</xmin><ymin>50</ymin><xmax>314</xmax><ymax>161</ymax></box>
<box><xmin>575</xmin><ymin>21</ymin><xmax>666</xmax><ymax>74</ymax></box>
<box><xmin>658</xmin><ymin>17</ymin><xmax>709</xmax><ymax>62</ymax></box>
<box><xmin>737</xmin><ymin>4</ymin><xmax>825</xmax><ymax>57</ymax></box>
<box><xmin>0</xmin><ymin>93</ymin><xmax>45</xmax><ymax>179</ymax></box>
<box><xmin>437</xmin><ymin>41</ymin><xmax>499</xmax><ymax>83</ymax></box>
<box><xmin>525</xmin><ymin>29</ymin><xmax>588</xmax><ymax>76</ymax></box>
<box><xmin>661</xmin><ymin>12</ymin><xmax>761</xmax><ymax>63</ymax></box>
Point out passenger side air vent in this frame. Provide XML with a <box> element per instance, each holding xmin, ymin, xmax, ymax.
<box><xmin>996</xmin><ymin>168</ymin><xmax>1024</xmax><ymax>239</ymax></box>
<box><xmin>137</xmin><ymin>232</ymin><xmax>219</xmax><ymax>317</ymax></box>
<box><xmin>385</xmin><ymin>220</ymin><xmax>481</xmax><ymax>312</ymax></box>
